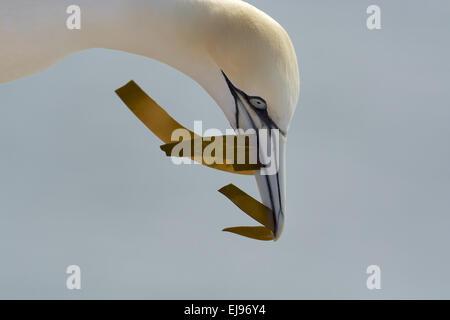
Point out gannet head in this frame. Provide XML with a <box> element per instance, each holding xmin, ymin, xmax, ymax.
<box><xmin>204</xmin><ymin>2</ymin><xmax>300</xmax><ymax>240</ymax></box>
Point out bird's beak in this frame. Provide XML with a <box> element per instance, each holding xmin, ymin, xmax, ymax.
<box><xmin>253</xmin><ymin>133</ymin><xmax>286</xmax><ymax>240</ymax></box>
<box><xmin>223</xmin><ymin>74</ymin><xmax>287</xmax><ymax>240</ymax></box>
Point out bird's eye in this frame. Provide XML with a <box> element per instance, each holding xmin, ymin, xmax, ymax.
<box><xmin>249</xmin><ymin>97</ymin><xmax>267</xmax><ymax>110</ymax></box>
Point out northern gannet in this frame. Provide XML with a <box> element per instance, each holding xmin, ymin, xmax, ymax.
<box><xmin>0</xmin><ymin>0</ymin><xmax>300</xmax><ymax>241</ymax></box>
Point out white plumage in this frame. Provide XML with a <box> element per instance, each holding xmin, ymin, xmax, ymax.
<box><xmin>0</xmin><ymin>0</ymin><xmax>300</xmax><ymax>240</ymax></box>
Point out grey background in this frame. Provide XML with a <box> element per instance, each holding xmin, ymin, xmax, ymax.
<box><xmin>1</xmin><ymin>0</ymin><xmax>449</xmax><ymax>299</ymax></box>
